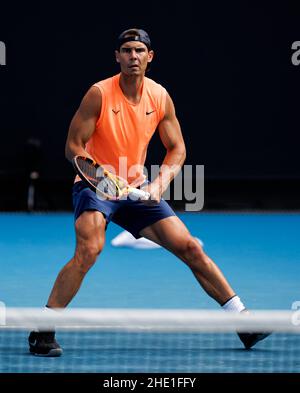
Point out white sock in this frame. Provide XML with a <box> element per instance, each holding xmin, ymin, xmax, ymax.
<box><xmin>38</xmin><ymin>306</ymin><xmax>58</xmax><ymax>331</ymax></box>
<box><xmin>44</xmin><ymin>306</ymin><xmax>55</xmax><ymax>312</ymax></box>
<box><xmin>222</xmin><ymin>295</ymin><xmax>246</xmax><ymax>313</ymax></box>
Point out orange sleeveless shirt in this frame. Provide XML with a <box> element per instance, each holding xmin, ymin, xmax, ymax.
<box><xmin>85</xmin><ymin>73</ymin><xmax>166</xmax><ymax>185</ymax></box>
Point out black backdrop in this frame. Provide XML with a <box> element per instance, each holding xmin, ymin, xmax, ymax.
<box><xmin>1</xmin><ymin>1</ymin><xmax>299</xmax><ymax>210</ymax></box>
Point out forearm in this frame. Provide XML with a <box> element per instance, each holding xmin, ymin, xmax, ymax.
<box><xmin>65</xmin><ymin>140</ymin><xmax>93</xmax><ymax>163</ymax></box>
<box><xmin>152</xmin><ymin>146</ymin><xmax>186</xmax><ymax>194</ymax></box>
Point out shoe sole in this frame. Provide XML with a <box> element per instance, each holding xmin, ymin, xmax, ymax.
<box><xmin>246</xmin><ymin>333</ymin><xmax>271</xmax><ymax>349</ymax></box>
<box><xmin>30</xmin><ymin>348</ymin><xmax>63</xmax><ymax>357</ymax></box>
<box><xmin>242</xmin><ymin>332</ymin><xmax>271</xmax><ymax>349</ymax></box>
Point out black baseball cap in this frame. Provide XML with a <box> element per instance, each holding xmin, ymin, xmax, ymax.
<box><xmin>117</xmin><ymin>28</ymin><xmax>151</xmax><ymax>51</ymax></box>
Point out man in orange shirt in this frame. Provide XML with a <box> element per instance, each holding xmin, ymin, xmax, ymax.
<box><xmin>28</xmin><ymin>29</ymin><xmax>269</xmax><ymax>356</ymax></box>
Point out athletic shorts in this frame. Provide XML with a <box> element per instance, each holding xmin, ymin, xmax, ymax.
<box><xmin>72</xmin><ymin>181</ymin><xmax>176</xmax><ymax>239</ymax></box>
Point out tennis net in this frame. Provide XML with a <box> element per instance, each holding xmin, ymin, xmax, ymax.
<box><xmin>1</xmin><ymin>308</ymin><xmax>299</xmax><ymax>373</ymax></box>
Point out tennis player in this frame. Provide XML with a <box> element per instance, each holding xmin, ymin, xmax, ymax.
<box><xmin>28</xmin><ymin>29</ymin><xmax>269</xmax><ymax>356</ymax></box>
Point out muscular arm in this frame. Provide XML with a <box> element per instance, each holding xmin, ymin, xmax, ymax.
<box><xmin>65</xmin><ymin>86</ymin><xmax>102</xmax><ymax>162</ymax></box>
<box><xmin>150</xmin><ymin>93</ymin><xmax>186</xmax><ymax>196</ymax></box>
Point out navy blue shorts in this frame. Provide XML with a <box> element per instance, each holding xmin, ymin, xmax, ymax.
<box><xmin>72</xmin><ymin>181</ymin><xmax>176</xmax><ymax>239</ymax></box>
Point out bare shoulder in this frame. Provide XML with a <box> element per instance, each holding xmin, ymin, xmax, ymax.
<box><xmin>78</xmin><ymin>85</ymin><xmax>102</xmax><ymax>118</ymax></box>
<box><xmin>163</xmin><ymin>92</ymin><xmax>176</xmax><ymax>120</ymax></box>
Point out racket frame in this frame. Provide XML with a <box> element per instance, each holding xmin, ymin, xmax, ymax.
<box><xmin>72</xmin><ymin>155</ymin><xmax>150</xmax><ymax>201</ymax></box>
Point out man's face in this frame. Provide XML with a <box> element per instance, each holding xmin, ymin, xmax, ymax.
<box><xmin>115</xmin><ymin>41</ymin><xmax>154</xmax><ymax>76</ymax></box>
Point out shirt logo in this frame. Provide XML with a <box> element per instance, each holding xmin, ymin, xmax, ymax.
<box><xmin>146</xmin><ymin>110</ymin><xmax>156</xmax><ymax>115</ymax></box>
<box><xmin>112</xmin><ymin>109</ymin><xmax>120</xmax><ymax>115</ymax></box>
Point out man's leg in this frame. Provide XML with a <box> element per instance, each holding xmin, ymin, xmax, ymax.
<box><xmin>140</xmin><ymin>215</ymin><xmax>271</xmax><ymax>348</ymax></box>
<box><xmin>140</xmin><ymin>215</ymin><xmax>235</xmax><ymax>305</ymax></box>
<box><xmin>29</xmin><ymin>210</ymin><xmax>106</xmax><ymax>356</ymax></box>
<box><xmin>47</xmin><ymin>210</ymin><xmax>106</xmax><ymax>308</ymax></box>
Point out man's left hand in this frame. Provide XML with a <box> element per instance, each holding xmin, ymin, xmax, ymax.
<box><xmin>141</xmin><ymin>183</ymin><xmax>162</xmax><ymax>204</ymax></box>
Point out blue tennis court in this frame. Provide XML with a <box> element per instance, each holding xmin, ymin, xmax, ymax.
<box><xmin>0</xmin><ymin>212</ymin><xmax>300</xmax><ymax>372</ymax></box>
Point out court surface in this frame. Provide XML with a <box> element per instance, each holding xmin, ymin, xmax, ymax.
<box><xmin>0</xmin><ymin>212</ymin><xmax>299</xmax><ymax>372</ymax></box>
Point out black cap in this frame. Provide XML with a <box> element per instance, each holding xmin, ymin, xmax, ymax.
<box><xmin>117</xmin><ymin>28</ymin><xmax>151</xmax><ymax>51</ymax></box>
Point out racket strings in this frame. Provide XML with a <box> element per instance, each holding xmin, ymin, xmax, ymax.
<box><xmin>100</xmin><ymin>174</ymin><xmax>120</xmax><ymax>197</ymax></box>
<box><xmin>77</xmin><ymin>158</ymin><xmax>120</xmax><ymax>198</ymax></box>
<box><xmin>79</xmin><ymin>160</ymin><xmax>98</xmax><ymax>186</ymax></box>
<box><xmin>77</xmin><ymin>157</ymin><xmax>137</xmax><ymax>199</ymax></box>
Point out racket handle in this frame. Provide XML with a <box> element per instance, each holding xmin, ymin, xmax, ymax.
<box><xmin>128</xmin><ymin>188</ymin><xmax>150</xmax><ymax>200</ymax></box>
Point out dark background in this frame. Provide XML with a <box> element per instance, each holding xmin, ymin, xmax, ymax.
<box><xmin>0</xmin><ymin>1</ymin><xmax>299</xmax><ymax>210</ymax></box>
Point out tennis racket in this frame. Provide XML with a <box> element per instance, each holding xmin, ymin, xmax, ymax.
<box><xmin>73</xmin><ymin>155</ymin><xmax>150</xmax><ymax>201</ymax></box>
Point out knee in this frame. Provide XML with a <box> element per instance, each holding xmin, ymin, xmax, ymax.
<box><xmin>185</xmin><ymin>237</ymin><xmax>205</xmax><ymax>259</ymax></box>
<box><xmin>74</xmin><ymin>241</ymin><xmax>104</xmax><ymax>273</ymax></box>
<box><xmin>180</xmin><ymin>237</ymin><xmax>210</xmax><ymax>270</ymax></box>
<box><xmin>73</xmin><ymin>212</ymin><xmax>106</xmax><ymax>273</ymax></box>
